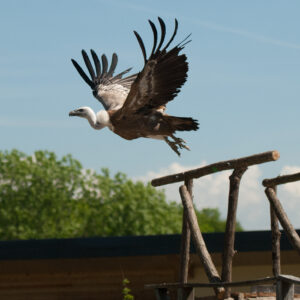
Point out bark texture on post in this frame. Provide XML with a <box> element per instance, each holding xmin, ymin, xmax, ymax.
<box><xmin>263</xmin><ymin>172</ymin><xmax>300</xmax><ymax>187</ymax></box>
<box><xmin>179</xmin><ymin>185</ymin><xmax>224</xmax><ymax>296</ymax></box>
<box><xmin>265</xmin><ymin>187</ymin><xmax>300</xmax><ymax>255</ymax></box>
<box><xmin>221</xmin><ymin>167</ymin><xmax>247</xmax><ymax>297</ymax></box>
<box><xmin>179</xmin><ymin>179</ymin><xmax>193</xmax><ymax>284</ymax></box>
<box><xmin>152</xmin><ymin>150</ymin><xmax>279</xmax><ymax>187</ymax></box>
<box><xmin>270</xmin><ymin>187</ymin><xmax>281</xmax><ymax>277</ymax></box>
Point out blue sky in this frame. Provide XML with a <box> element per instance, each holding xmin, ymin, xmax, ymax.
<box><xmin>1</xmin><ymin>1</ymin><xmax>300</xmax><ymax>229</ymax></box>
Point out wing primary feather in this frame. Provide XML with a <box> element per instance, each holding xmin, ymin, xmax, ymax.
<box><xmin>90</xmin><ymin>49</ymin><xmax>102</xmax><ymax>79</ymax></box>
<box><xmin>101</xmin><ymin>54</ymin><xmax>108</xmax><ymax>77</ymax></box>
<box><xmin>107</xmin><ymin>53</ymin><xmax>118</xmax><ymax>78</ymax></box>
<box><xmin>162</xmin><ymin>18</ymin><xmax>178</xmax><ymax>51</ymax></box>
<box><xmin>156</xmin><ymin>17</ymin><xmax>166</xmax><ymax>52</ymax></box>
<box><xmin>148</xmin><ymin>20</ymin><xmax>158</xmax><ymax>58</ymax></box>
<box><xmin>71</xmin><ymin>59</ymin><xmax>94</xmax><ymax>89</ymax></box>
<box><xmin>134</xmin><ymin>31</ymin><xmax>147</xmax><ymax>64</ymax></box>
<box><xmin>81</xmin><ymin>50</ymin><xmax>96</xmax><ymax>81</ymax></box>
<box><xmin>176</xmin><ymin>33</ymin><xmax>192</xmax><ymax>48</ymax></box>
<box><xmin>113</xmin><ymin>68</ymin><xmax>132</xmax><ymax>80</ymax></box>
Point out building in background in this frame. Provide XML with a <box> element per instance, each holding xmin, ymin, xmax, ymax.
<box><xmin>0</xmin><ymin>231</ymin><xmax>299</xmax><ymax>300</ymax></box>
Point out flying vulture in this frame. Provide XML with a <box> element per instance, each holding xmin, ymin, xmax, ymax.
<box><xmin>69</xmin><ymin>17</ymin><xmax>199</xmax><ymax>156</ymax></box>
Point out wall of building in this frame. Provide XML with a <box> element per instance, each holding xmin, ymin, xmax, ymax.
<box><xmin>0</xmin><ymin>250</ymin><xmax>299</xmax><ymax>299</ymax></box>
<box><xmin>0</xmin><ymin>232</ymin><xmax>299</xmax><ymax>299</ymax></box>
<box><xmin>189</xmin><ymin>251</ymin><xmax>300</xmax><ymax>297</ymax></box>
<box><xmin>0</xmin><ymin>255</ymin><xmax>179</xmax><ymax>300</ymax></box>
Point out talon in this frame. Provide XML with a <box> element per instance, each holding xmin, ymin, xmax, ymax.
<box><xmin>164</xmin><ymin>137</ymin><xmax>181</xmax><ymax>156</ymax></box>
<box><xmin>164</xmin><ymin>135</ymin><xmax>190</xmax><ymax>155</ymax></box>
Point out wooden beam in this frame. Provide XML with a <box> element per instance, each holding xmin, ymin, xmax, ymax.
<box><xmin>270</xmin><ymin>187</ymin><xmax>281</xmax><ymax>277</ymax></box>
<box><xmin>265</xmin><ymin>187</ymin><xmax>300</xmax><ymax>255</ymax></box>
<box><xmin>146</xmin><ymin>275</ymin><xmax>300</xmax><ymax>290</ymax></box>
<box><xmin>179</xmin><ymin>185</ymin><xmax>224</xmax><ymax>296</ymax></box>
<box><xmin>179</xmin><ymin>179</ymin><xmax>193</xmax><ymax>284</ymax></box>
<box><xmin>152</xmin><ymin>150</ymin><xmax>279</xmax><ymax>187</ymax></box>
<box><xmin>222</xmin><ymin>167</ymin><xmax>247</xmax><ymax>297</ymax></box>
<box><xmin>278</xmin><ymin>274</ymin><xmax>300</xmax><ymax>285</ymax></box>
<box><xmin>145</xmin><ymin>276</ymin><xmax>278</xmax><ymax>289</ymax></box>
<box><xmin>263</xmin><ymin>171</ymin><xmax>300</xmax><ymax>187</ymax></box>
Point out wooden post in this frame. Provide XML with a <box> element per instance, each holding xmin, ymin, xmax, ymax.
<box><xmin>222</xmin><ymin>167</ymin><xmax>247</xmax><ymax>297</ymax></box>
<box><xmin>276</xmin><ymin>280</ymin><xmax>294</xmax><ymax>300</ymax></box>
<box><xmin>270</xmin><ymin>187</ymin><xmax>281</xmax><ymax>277</ymax></box>
<box><xmin>155</xmin><ymin>288</ymin><xmax>171</xmax><ymax>300</ymax></box>
<box><xmin>179</xmin><ymin>179</ymin><xmax>193</xmax><ymax>283</ymax></box>
<box><xmin>179</xmin><ymin>185</ymin><xmax>224</xmax><ymax>296</ymax></box>
<box><xmin>265</xmin><ymin>187</ymin><xmax>300</xmax><ymax>255</ymax></box>
<box><xmin>178</xmin><ymin>287</ymin><xmax>195</xmax><ymax>300</ymax></box>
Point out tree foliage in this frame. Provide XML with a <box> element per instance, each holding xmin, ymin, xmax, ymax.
<box><xmin>0</xmin><ymin>149</ymin><xmax>242</xmax><ymax>240</ymax></box>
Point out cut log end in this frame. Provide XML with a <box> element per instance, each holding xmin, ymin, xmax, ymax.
<box><xmin>272</xmin><ymin>150</ymin><xmax>280</xmax><ymax>161</ymax></box>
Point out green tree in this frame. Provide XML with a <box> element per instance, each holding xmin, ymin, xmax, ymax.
<box><xmin>0</xmin><ymin>149</ymin><xmax>87</xmax><ymax>239</ymax></box>
<box><xmin>0</xmin><ymin>149</ymin><xmax>242</xmax><ymax>240</ymax></box>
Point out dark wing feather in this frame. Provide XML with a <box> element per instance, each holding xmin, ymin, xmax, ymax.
<box><xmin>107</xmin><ymin>53</ymin><xmax>118</xmax><ymax>78</ymax></box>
<box><xmin>134</xmin><ymin>31</ymin><xmax>147</xmax><ymax>64</ymax></box>
<box><xmin>156</xmin><ymin>17</ymin><xmax>166</xmax><ymax>52</ymax></box>
<box><xmin>114</xmin><ymin>17</ymin><xmax>190</xmax><ymax>120</ymax></box>
<box><xmin>90</xmin><ymin>49</ymin><xmax>101</xmax><ymax>80</ymax></box>
<box><xmin>71</xmin><ymin>50</ymin><xmax>137</xmax><ymax>109</ymax></box>
<box><xmin>82</xmin><ymin>50</ymin><xmax>96</xmax><ymax>81</ymax></box>
<box><xmin>162</xmin><ymin>19</ymin><xmax>178</xmax><ymax>51</ymax></box>
<box><xmin>101</xmin><ymin>54</ymin><xmax>108</xmax><ymax>77</ymax></box>
<box><xmin>71</xmin><ymin>59</ymin><xmax>94</xmax><ymax>89</ymax></box>
<box><xmin>148</xmin><ymin>20</ymin><xmax>158</xmax><ymax>58</ymax></box>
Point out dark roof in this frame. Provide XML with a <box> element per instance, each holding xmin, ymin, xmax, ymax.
<box><xmin>0</xmin><ymin>230</ymin><xmax>298</xmax><ymax>261</ymax></box>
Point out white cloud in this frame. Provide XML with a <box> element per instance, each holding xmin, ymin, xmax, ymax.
<box><xmin>275</xmin><ymin>166</ymin><xmax>300</xmax><ymax>229</ymax></box>
<box><xmin>135</xmin><ymin>163</ymin><xmax>300</xmax><ymax>231</ymax></box>
<box><xmin>280</xmin><ymin>166</ymin><xmax>300</xmax><ymax>198</ymax></box>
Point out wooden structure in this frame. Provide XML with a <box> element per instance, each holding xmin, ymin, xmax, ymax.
<box><xmin>263</xmin><ymin>172</ymin><xmax>300</xmax><ymax>275</ymax></box>
<box><xmin>147</xmin><ymin>150</ymin><xmax>300</xmax><ymax>300</ymax></box>
<box><xmin>146</xmin><ymin>275</ymin><xmax>300</xmax><ymax>300</ymax></box>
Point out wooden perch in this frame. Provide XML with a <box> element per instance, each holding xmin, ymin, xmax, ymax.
<box><xmin>152</xmin><ymin>150</ymin><xmax>280</xmax><ymax>187</ymax></box>
<box><xmin>270</xmin><ymin>186</ymin><xmax>281</xmax><ymax>277</ymax></box>
<box><xmin>270</xmin><ymin>207</ymin><xmax>281</xmax><ymax>276</ymax></box>
<box><xmin>263</xmin><ymin>171</ymin><xmax>300</xmax><ymax>187</ymax></box>
<box><xmin>265</xmin><ymin>187</ymin><xmax>300</xmax><ymax>255</ymax></box>
<box><xmin>179</xmin><ymin>185</ymin><xmax>224</xmax><ymax>296</ymax></box>
<box><xmin>179</xmin><ymin>179</ymin><xmax>193</xmax><ymax>284</ymax></box>
<box><xmin>222</xmin><ymin>167</ymin><xmax>247</xmax><ymax>297</ymax></box>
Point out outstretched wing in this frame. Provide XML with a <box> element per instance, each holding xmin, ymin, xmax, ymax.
<box><xmin>114</xmin><ymin>17</ymin><xmax>190</xmax><ymax>120</ymax></box>
<box><xmin>71</xmin><ymin>51</ymin><xmax>137</xmax><ymax>110</ymax></box>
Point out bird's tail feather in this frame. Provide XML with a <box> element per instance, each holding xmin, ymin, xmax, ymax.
<box><xmin>165</xmin><ymin>116</ymin><xmax>199</xmax><ymax>132</ymax></box>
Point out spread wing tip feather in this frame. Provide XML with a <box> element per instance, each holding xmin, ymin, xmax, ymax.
<box><xmin>71</xmin><ymin>58</ymin><xmax>94</xmax><ymax>89</ymax></box>
<box><xmin>116</xmin><ymin>17</ymin><xmax>191</xmax><ymax>118</ymax></box>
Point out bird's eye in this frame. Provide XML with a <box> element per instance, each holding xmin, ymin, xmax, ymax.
<box><xmin>78</xmin><ymin>109</ymin><xmax>84</xmax><ymax>112</ymax></box>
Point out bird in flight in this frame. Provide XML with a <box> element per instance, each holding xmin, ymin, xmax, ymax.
<box><xmin>69</xmin><ymin>17</ymin><xmax>199</xmax><ymax>156</ymax></box>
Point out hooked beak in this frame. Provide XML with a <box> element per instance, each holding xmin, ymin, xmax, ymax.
<box><xmin>69</xmin><ymin>110</ymin><xmax>78</xmax><ymax>117</ymax></box>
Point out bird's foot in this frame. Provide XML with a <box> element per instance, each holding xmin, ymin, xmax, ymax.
<box><xmin>164</xmin><ymin>135</ymin><xmax>190</xmax><ymax>156</ymax></box>
<box><xmin>171</xmin><ymin>134</ymin><xmax>190</xmax><ymax>151</ymax></box>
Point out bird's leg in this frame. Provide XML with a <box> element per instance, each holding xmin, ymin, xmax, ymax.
<box><xmin>170</xmin><ymin>134</ymin><xmax>190</xmax><ymax>151</ymax></box>
<box><xmin>164</xmin><ymin>137</ymin><xmax>181</xmax><ymax>156</ymax></box>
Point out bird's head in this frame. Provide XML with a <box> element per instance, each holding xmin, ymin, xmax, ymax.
<box><xmin>69</xmin><ymin>107</ymin><xmax>109</xmax><ymax>130</ymax></box>
<box><xmin>69</xmin><ymin>106</ymin><xmax>92</xmax><ymax>118</ymax></box>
